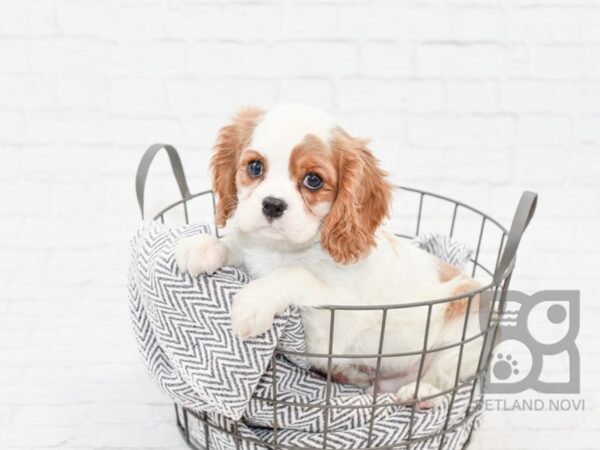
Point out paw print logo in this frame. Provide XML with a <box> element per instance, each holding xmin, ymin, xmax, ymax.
<box><xmin>493</xmin><ymin>354</ymin><xmax>519</xmax><ymax>381</ymax></box>
<box><xmin>480</xmin><ymin>290</ymin><xmax>580</xmax><ymax>394</ymax></box>
<box><xmin>488</xmin><ymin>339</ymin><xmax>531</xmax><ymax>387</ymax></box>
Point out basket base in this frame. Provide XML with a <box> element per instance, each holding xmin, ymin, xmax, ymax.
<box><xmin>174</xmin><ymin>405</ymin><xmax>478</xmax><ymax>450</ymax></box>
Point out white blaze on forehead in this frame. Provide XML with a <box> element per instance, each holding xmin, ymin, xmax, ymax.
<box><xmin>250</xmin><ymin>104</ymin><xmax>336</xmax><ymax>165</ymax></box>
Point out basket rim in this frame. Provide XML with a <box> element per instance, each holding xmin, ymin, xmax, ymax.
<box><xmin>152</xmin><ymin>185</ymin><xmax>512</xmax><ymax>309</ymax></box>
<box><xmin>154</xmin><ymin>185</ymin><xmax>508</xmax><ymax>235</ymax></box>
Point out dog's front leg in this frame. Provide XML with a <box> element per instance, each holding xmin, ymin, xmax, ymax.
<box><xmin>231</xmin><ymin>266</ymin><xmax>327</xmax><ymax>340</ymax></box>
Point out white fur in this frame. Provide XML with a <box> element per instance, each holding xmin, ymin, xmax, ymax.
<box><xmin>177</xmin><ymin>104</ymin><xmax>482</xmax><ymax>408</ymax></box>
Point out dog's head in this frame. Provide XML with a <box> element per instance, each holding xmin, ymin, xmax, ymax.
<box><xmin>211</xmin><ymin>104</ymin><xmax>392</xmax><ymax>264</ymax></box>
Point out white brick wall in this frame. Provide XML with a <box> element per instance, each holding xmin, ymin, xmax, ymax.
<box><xmin>0</xmin><ymin>1</ymin><xmax>599</xmax><ymax>449</ymax></box>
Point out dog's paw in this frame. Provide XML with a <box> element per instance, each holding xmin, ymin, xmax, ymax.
<box><xmin>176</xmin><ymin>234</ymin><xmax>227</xmax><ymax>277</ymax></box>
<box><xmin>231</xmin><ymin>281</ymin><xmax>279</xmax><ymax>340</ymax></box>
<box><xmin>395</xmin><ymin>381</ymin><xmax>444</xmax><ymax>409</ymax></box>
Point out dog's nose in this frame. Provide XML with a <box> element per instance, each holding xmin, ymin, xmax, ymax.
<box><xmin>262</xmin><ymin>197</ymin><xmax>287</xmax><ymax>219</ymax></box>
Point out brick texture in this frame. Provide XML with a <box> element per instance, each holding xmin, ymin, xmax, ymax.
<box><xmin>0</xmin><ymin>1</ymin><xmax>598</xmax><ymax>449</ymax></box>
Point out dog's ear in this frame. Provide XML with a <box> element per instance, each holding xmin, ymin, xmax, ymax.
<box><xmin>211</xmin><ymin>107</ymin><xmax>264</xmax><ymax>227</ymax></box>
<box><xmin>321</xmin><ymin>131</ymin><xmax>393</xmax><ymax>264</ymax></box>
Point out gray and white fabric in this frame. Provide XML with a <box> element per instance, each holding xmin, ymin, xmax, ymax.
<box><xmin>128</xmin><ymin>221</ymin><xmax>481</xmax><ymax>450</ymax></box>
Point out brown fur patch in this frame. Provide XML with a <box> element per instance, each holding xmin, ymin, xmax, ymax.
<box><xmin>320</xmin><ymin>129</ymin><xmax>393</xmax><ymax>264</ymax></box>
<box><xmin>438</xmin><ymin>260</ymin><xmax>462</xmax><ymax>282</ymax></box>
<box><xmin>211</xmin><ymin>107</ymin><xmax>264</xmax><ymax>226</ymax></box>
<box><xmin>445</xmin><ymin>280</ymin><xmax>481</xmax><ymax>320</ymax></box>
<box><xmin>438</xmin><ymin>260</ymin><xmax>481</xmax><ymax>320</ymax></box>
<box><xmin>289</xmin><ymin>134</ymin><xmax>338</xmax><ymax>214</ymax></box>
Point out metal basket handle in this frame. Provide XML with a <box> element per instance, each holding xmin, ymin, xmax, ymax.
<box><xmin>493</xmin><ymin>191</ymin><xmax>538</xmax><ymax>283</ymax></box>
<box><xmin>135</xmin><ymin>143</ymin><xmax>191</xmax><ymax>219</ymax></box>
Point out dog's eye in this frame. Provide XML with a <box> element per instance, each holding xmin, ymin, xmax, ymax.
<box><xmin>247</xmin><ymin>160</ymin><xmax>263</xmax><ymax>178</ymax></box>
<box><xmin>303</xmin><ymin>173</ymin><xmax>324</xmax><ymax>190</ymax></box>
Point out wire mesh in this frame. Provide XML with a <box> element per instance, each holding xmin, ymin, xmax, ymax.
<box><xmin>135</xmin><ymin>143</ymin><xmax>538</xmax><ymax>450</ymax></box>
<box><xmin>153</xmin><ymin>186</ymin><xmax>515</xmax><ymax>450</ymax></box>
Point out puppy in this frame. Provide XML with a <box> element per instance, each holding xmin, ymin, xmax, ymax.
<box><xmin>176</xmin><ymin>104</ymin><xmax>483</xmax><ymax>408</ymax></box>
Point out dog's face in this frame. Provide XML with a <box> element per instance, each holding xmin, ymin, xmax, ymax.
<box><xmin>212</xmin><ymin>104</ymin><xmax>392</xmax><ymax>263</ymax></box>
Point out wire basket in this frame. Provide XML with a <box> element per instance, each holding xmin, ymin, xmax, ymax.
<box><xmin>135</xmin><ymin>143</ymin><xmax>537</xmax><ymax>450</ymax></box>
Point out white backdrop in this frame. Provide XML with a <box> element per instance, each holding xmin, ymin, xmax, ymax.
<box><xmin>0</xmin><ymin>1</ymin><xmax>599</xmax><ymax>449</ymax></box>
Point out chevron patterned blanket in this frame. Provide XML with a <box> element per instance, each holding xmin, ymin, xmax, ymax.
<box><xmin>128</xmin><ymin>221</ymin><xmax>482</xmax><ymax>450</ymax></box>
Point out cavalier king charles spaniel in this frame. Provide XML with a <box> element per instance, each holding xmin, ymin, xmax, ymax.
<box><xmin>176</xmin><ymin>104</ymin><xmax>483</xmax><ymax>408</ymax></box>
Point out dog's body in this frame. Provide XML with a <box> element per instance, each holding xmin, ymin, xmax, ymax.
<box><xmin>177</xmin><ymin>104</ymin><xmax>483</xmax><ymax>407</ymax></box>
